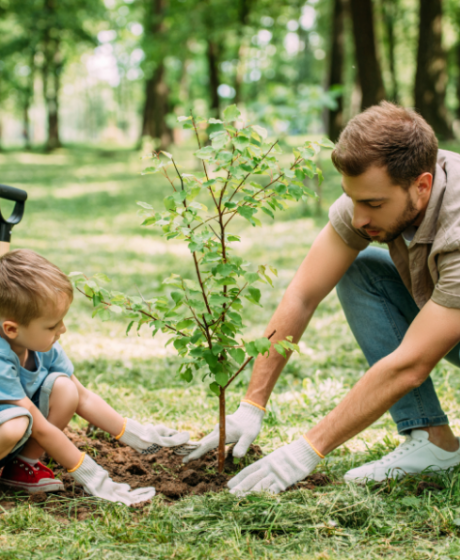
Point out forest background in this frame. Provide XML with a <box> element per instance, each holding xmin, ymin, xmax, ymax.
<box><xmin>2</xmin><ymin>1</ymin><xmax>460</xmax><ymax>559</ymax></box>
<box><xmin>1</xmin><ymin>0</ymin><xmax>460</xmax><ymax>150</ymax></box>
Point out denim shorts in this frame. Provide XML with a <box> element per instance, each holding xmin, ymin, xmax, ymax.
<box><xmin>0</xmin><ymin>372</ymin><xmax>69</xmax><ymax>469</ymax></box>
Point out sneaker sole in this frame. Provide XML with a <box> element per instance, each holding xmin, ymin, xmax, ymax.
<box><xmin>1</xmin><ymin>479</ymin><xmax>64</xmax><ymax>493</ymax></box>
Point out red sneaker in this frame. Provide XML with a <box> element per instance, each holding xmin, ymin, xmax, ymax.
<box><xmin>0</xmin><ymin>458</ymin><xmax>64</xmax><ymax>493</ymax></box>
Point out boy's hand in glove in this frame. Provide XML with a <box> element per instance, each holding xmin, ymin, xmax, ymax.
<box><xmin>182</xmin><ymin>401</ymin><xmax>265</xmax><ymax>463</ymax></box>
<box><xmin>69</xmin><ymin>454</ymin><xmax>156</xmax><ymax>505</ymax></box>
<box><xmin>228</xmin><ymin>436</ymin><xmax>323</xmax><ymax>496</ymax></box>
<box><xmin>118</xmin><ymin>418</ymin><xmax>196</xmax><ymax>455</ymax></box>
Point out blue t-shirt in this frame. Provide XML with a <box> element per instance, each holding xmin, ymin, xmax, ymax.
<box><xmin>0</xmin><ymin>338</ymin><xmax>74</xmax><ymax>401</ymax></box>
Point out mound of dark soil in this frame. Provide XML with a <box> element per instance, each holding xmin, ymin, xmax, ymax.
<box><xmin>0</xmin><ymin>427</ymin><xmax>331</xmax><ymax>510</ymax></box>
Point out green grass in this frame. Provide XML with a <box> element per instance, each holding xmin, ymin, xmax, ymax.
<box><xmin>2</xmin><ymin>142</ymin><xmax>460</xmax><ymax>559</ymax></box>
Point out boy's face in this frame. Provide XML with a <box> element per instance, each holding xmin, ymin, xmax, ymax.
<box><xmin>2</xmin><ymin>293</ymin><xmax>71</xmax><ymax>353</ymax></box>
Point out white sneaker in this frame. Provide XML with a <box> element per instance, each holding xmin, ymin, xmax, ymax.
<box><xmin>344</xmin><ymin>430</ymin><xmax>460</xmax><ymax>483</ymax></box>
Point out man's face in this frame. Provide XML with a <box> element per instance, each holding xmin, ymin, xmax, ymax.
<box><xmin>341</xmin><ymin>166</ymin><xmax>432</xmax><ymax>244</ymax></box>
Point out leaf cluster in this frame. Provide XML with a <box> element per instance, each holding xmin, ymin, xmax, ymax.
<box><xmin>72</xmin><ymin>105</ymin><xmax>333</xmax><ymax>396</ymax></box>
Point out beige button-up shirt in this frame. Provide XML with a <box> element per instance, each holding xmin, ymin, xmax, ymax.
<box><xmin>329</xmin><ymin>149</ymin><xmax>460</xmax><ymax>310</ymax></box>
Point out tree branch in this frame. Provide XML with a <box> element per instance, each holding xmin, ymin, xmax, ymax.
<box><xmin>224</xmin><ymin>330</ymin><xmax>276</xmax><ymax>389</ymax></box>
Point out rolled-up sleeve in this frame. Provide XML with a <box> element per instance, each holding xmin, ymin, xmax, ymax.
<box><xmin>328</xmin><ymin>194</ymin><xmax>371</xmax><ymax>251</ymax></box>
<box><xmin>0</xmin><ymin>358</ymin><xmax>26</xmax><ymax>401</ymax></box>
<box><xmin>431</xmin><ymin>251</ymin><xmax>460</xmax><ymax>308</ymax></box>
<box><xmin>46</xmin><ymin>342</ymin><xmax>74</xmax><ymax>376</ymax></box>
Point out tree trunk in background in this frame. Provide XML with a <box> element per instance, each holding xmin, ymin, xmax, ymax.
<box><xmin>349</xmin><ymin>0</ymin><xmax>386</xmax><ymax>109</ymax></box>
<box><xmin>140</xmin><ymin>62</ymin><xmax>172</xmax><ymax>149</ymax></box>
<box><xmin>42</xmin><ymin>0</ymin><xmax>61</xmax><ymax>151</ymax></box>
<box><xmin>414</xmin><ymin>0</ymin><xmax>452</xmax><ymax>139</ymax></box>
<box><xmin>23</xmin><ymin>48</ymin><xmax>35</xmax><ymax>150</ymax></box>
<box><xmin>456</xmin><ymin>39</ymin><xmax>460</xmax><ymax>120</ymax></box>
<box><xmin>327</xmin><ymin>0</ymin><xmax>345</xmax><ymax>141</ymax></box>
<box><xmin>140</xmin><ymin>0</ymin><xmax>172</xmax><ymax>148</ymax></box>
<box><xmin>207</xmin><ymin>39</ymin><xmax>220</xmax><ymax>115</ymax></box>
<box><xmin>234</xmin><ymin>0</ymin><xmax>253</xmax><ymax>105</ymax></box>
<box><xmin>381</xmin><ymin>0</ymin><xmax>399</xmax><ymax>103</ymax></box>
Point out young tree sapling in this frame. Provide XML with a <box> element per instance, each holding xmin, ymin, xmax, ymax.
<box><xmin>71</xmin><ymin>105</ymin><xmax>333</xmax><ymax>473</ymax></box>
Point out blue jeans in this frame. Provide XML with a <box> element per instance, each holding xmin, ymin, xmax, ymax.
<box><xmin>336</xmin><ymin>246</ymin><xmax>460</xmax><ymax>435</ymax></box>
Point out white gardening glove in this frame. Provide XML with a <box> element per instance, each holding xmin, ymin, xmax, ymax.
<box><xmin>70</xmin><ymin>454</ymin><xmax>156</xmax><ymax>505</ymax></box>
<box><xmin>183</xmin><ymin>401</ymin><xmax>265</xmax><ymax>464</ymax></box>
<box><xmin>119</xmin><ymin>418</ymin><xmax>192</xmax><ymax>455</ymax></box>
<box><xmin>228</xmin><ymin>436</ymin><xmax>322</xmax><ymax>496</ymax></box>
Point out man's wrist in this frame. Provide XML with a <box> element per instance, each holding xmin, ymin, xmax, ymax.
<box><xmin>241</xmin><ymin>399</ymin><xmax>266</xmax><ymax>412</ymax></box>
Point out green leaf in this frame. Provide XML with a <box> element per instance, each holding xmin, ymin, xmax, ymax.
<box><xmin>160</xmin><ymin>151</ymin><xmax>173</xmax><ymax>159</ymax></box>
<box><xmin>137</xmin><ymin>201</ymin><xmax>154</xmax><ymax>209</ymax></box>
<box><xmin>93</xmin><ymin>273</ymin><xmax>111</xmax><ymax>284</ymax></box>
<box><xmin>248</xmin><ymin>287</ymin><xmax>261</xmax><ymax>302</ymax></box>
<box><xmin>176</xmin><ymin>319</ymin><xmax>195</xmax><ymax>330</ymax></box>
<box><xmin>224</xmin><ymin>201</ymin><xmax>237</xmax><ymax>209</ymax></box>
<box><xmin>251</xmin><ymin>125</ymin><xmax>268</xmax><ymax>140</ymax></box>
<box><xmin>195</xmin><ymin>146</ymin><xmax>215</xmax><ymax>160</ymax></box>
<box><xmin>177</xmin><ymin>116</ymin><xmax>192</xmax><ymax>122</ymax></box>
<box><xmin>171</xmin><ymin>291</ymin><xmax>184</xmax><ymax>304</ymax></box>
<box><xmin>215</xmin><ymin>371</ymin><xmax>228</xmax><ymax>387</ymax></box>
<box><xmin>214</xmin><ymin>263</ymin><xmax>233</xmax><ymax>276</ymax></box>
<box><xmin>208</xmin><ymin>117</ymin><xmax>224</xmax><ymax>124</ymax></box>
<box><xmin>204</xmin><ymin>351</ymin><xmax>218</xmax><ymax>369</ymax></box>
<box><xmin>109</xmin><ymin>305</ymin><xmax>123</xmax><ymax>314</ymax></box>
<box><xmin>274</xmin><ymin>343</ymin><xmax>286</xmax><ymax>358</ymax></box>
<box><xmin>244</xmin><ymin>341</ymin><xmax>259</xmax><ymax>358</ymax></box>
<box><xmin>254</xmin><ymin>337</ymin><xmax>271</xmax><ymax>356</ymax></box>
<box><xmin>261</xmin><ymin>206</ymin><xmax>274</xmax><ymax>219</ymax></box>
<box><xmin>209</xmin><ymin>382</ymin><xmax>220</xmax><ymax>396</ymax></box>
<box><xmin>237</xmin><ymin>206</ymin><xmax>257</xmax><ymax>224</ymax></box>
<box><xmin>164</xmin><ymin>196</ymin><xmax>176</xmax><ymax>211</ymax></box>
<box><xmin>317</xmin><ymin>138</ymin><xmax>335</xmax><ymax>149</ymax></box>
<box><xmin>126</xmin><ymin>321</ymin><xmax>135</xmax><ymax>335</ymax></box>
<box><xmin>181</xmin><ymin>368</ymin><xmax>193</xmax><ymax>382</ymax></box>
<box><xmin>229</xmin><ymin>348</ymin><xmax>245</xmax><ymax>365</ymax></box>
<box><xmin>223</xmin><ymin>104</ymin><xmax>241</xmax><ymax>122</ymax></box>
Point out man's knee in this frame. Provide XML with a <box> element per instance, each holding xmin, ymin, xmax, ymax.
<box><xmin>50</xmin><ymin>376</ymin><xmax>79</xmax><ymax>411</ymax></box>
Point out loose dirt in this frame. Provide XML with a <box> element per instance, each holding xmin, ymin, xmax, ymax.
<box><xmin>0</xmin><ymin>427</ymin><xmax>331</xmax><ymax>515</ymax></box>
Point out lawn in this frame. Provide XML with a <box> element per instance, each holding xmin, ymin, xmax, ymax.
<box><xmin>2</xmin><ymin>141</ymin><xmax>460</xmax><ymax>559</ymax></box>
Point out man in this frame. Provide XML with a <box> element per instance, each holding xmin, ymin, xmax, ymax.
<box><xmin>184</xmin><ymin>102</ymin><xmax>460</xmax><ymax>494</ymax></box>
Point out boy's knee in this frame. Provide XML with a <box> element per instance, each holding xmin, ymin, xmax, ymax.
<box><xmin>0</xmin><ymin>415</ymin><xmax>30</xmax><ymax>448</ymax></box>
<box><xmin>51</xmin><ymin>376</ymin><xmax>79</xmax><ymax>409</ymax></box>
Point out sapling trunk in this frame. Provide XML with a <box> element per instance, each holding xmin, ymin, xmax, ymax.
<box><xmin>75</xmin><ymin>105</ymin><xmax>329</xmax><ymax>478</ymax></box>
<box><xmin>218</xmin><ymin>387</ymin><xmax>226</xmax><ymax>473</ymax></box>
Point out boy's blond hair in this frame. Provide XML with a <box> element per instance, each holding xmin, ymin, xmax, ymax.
<box><xmin>0</xmin><ymin>249</ymin><xmax>73</xmax><ymax>325</ymax></box>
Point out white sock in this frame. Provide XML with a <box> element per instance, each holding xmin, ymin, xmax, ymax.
<box><xmin>17</xmin><ymin>454</ymin><xmax>38</xmax><ymax>466</ymax></box>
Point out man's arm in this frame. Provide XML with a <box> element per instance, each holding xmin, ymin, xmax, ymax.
<box><xmin>245</xmin><ymin>222</ymin><xmax>359</xmax><ymax>407</ymax></box>
<box><xmin>228</xmin><ymin>299</ymin><xmax>460</xmax><ymax>495</ymax></box>
<box><xmin>308</xmin><ymin>299</ymin><xmax>460</xmax><ymax>454</ymax></box>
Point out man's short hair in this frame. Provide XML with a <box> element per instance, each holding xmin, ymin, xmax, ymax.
<box><xmin>331</xmin><ymin>102</ymin><xmax>439</xmax><ymax>189</ymax></box>
<box><xmin>0</xmin><ymin>249</ymin><xmax>73</xmax><ymax>325</ymax></box>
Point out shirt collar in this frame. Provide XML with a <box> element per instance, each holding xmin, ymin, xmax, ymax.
<box><xmin>413</xmin><ymin>162</ymin><xmax>446</xmax><ymax>244</ymax></box>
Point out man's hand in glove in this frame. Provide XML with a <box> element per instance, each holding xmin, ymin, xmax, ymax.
<box><xmin>118</xmin><ymin>418</ymin><xmax>196</xmax><ymax>455</ymax></box>
<box><xmin>182</xmin><ymin>400</ymin><xmax>265</xmax><ymax>464</ymax></box>
<box><xmin>228</xmin><ymin>436</ymin><xmax>323</xmax><ymax>496</ymax></box>
<box><xmin>69</xmin><ymin>453</ymin><xmax>156</xmax><ymax>505</ymax></box>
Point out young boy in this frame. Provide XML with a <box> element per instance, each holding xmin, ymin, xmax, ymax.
<box><xmin>0</xmin><ymin>249</ymin><xmax>191</xmax><ymax>505</ymax></box>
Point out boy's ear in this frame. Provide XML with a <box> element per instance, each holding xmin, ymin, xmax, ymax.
<box><xmin>2</xmin><ymin>320</ymin><xmax>20</xmax><ymax>339</ymax></box>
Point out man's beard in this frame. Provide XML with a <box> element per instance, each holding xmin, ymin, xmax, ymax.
<box><xmin>372</xmin><ymin>195</ymin><xmax>421</xmax><ymax>244</ymax></box>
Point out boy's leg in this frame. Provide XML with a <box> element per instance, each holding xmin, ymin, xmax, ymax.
<box><xmin>20</xmin><ymin>373</ymin><xmax>79</xmax><ymax>460</ymax></box>
<box><xmin>0</xmin><ymin>405</ymin><xmax>31</xmax><ymax>462</ymax></box>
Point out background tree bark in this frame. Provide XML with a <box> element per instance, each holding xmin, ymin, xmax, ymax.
<box><xmin>349</xmin><ymin>0</ymin><xmax>386</xmax><ymax>109</ymax></box>
<box><xmin>381</xmin><ymin>0</ymin><xmax>399</xmax><ymax>103</ymax></box>
<box><xmin>43</xmin><ymin>0</ymin><xmax>62</xmax><ymax>151</ymax></box>
<box><xmin>414</xmin><ymin>0</ymin><xmax>452</xmax><ymax>139</ymax></box>
<box><xmin>140</xmin><ymin>0</ymin><xmax>173</xmax><ymax>148</ymax></box>
<box><xmin>207</xmin><ymin>39</ymin><xmax>220</xmax><ymax>115</ymax></box>
<box><xmin>327</xmin><ymin>0</ymin><xmax>345</xmax><ymax>141</ymax></box>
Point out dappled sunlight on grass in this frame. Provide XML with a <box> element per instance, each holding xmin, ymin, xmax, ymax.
<box><xmin>3</xmin><ymin>146</ymin><xmax>460</xmax><ymax>559</ymax></box>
